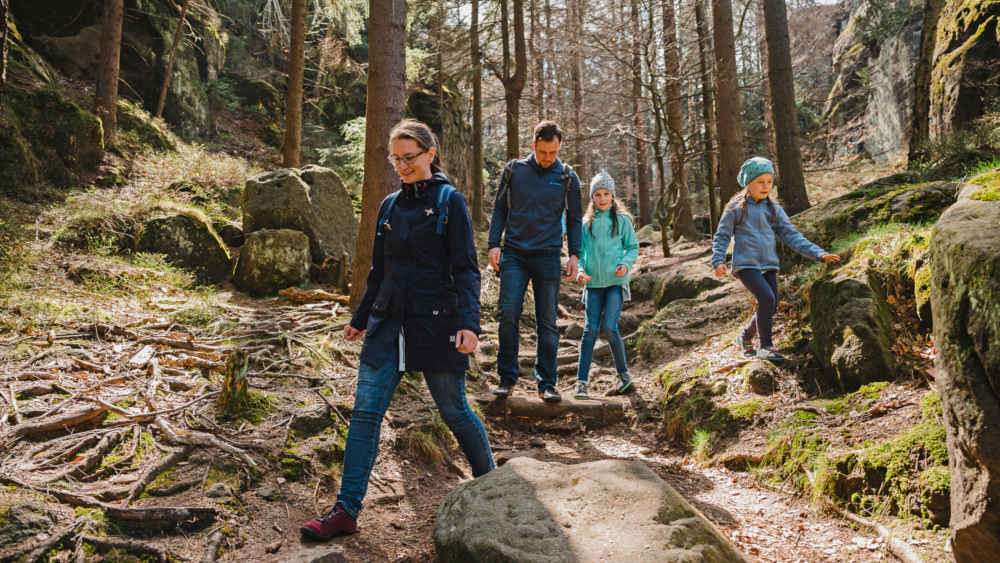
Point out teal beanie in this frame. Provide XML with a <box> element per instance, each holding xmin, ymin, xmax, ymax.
<box><xmin>737</xmin><ymin>157</ymin><xmax>775</xmax><ymax>187</ymax></box>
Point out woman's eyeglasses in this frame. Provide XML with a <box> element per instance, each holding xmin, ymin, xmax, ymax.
<box><xmin>387</xmin><ymin>148</ymin><xmax>428</xmax><ymax>167</ymax></box>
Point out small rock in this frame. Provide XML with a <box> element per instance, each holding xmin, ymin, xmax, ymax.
<box><xmin>744</xmin><ymin>361</ymin><xmax>778</xmax><ymax>395</ymax></box>
<box><xmin>0</xmin><ymin>502</ymin><xmax>59</xmax><ymax>546</ymax></box>
<box><xmin>278</xmin><ymin>545</ymin><xmax>348</xmax><ymax>563</ymax></box>
<box><xmin>494</xmin><ymin>449</ymin><xmax>539</xmax><ymax>467</ymax></box>
<box><xmin>291</xmin><ymin>403</ymin><xmax>332</xmax><ymax>433</ymax></box>
<box><xmin>529</xmin><ymin>438</ymin><xmax>547</xmax><ymax>448</ymax></box>
<box><xmin>639</xmin><ymin>447</ymin><xmax>654</xmax><ymax>455</ymax></box>
<box><xmin>563</xmin><ymin>323</ymin><xmax>584</xmax><ymax>340</ymax></box>
<box><xmin>232</xmin><ymin>229</ymin><xmax>311</xmax><ymax>297</ymax></box>
<box><xmin>205</xmin><ymin>482</ymin><xmax>230</xmax><ymax>499</ymax></box>
<box><xmin>265</xmin><ymin>539</ymin><xmax>284</xmax><ymax>554</ymax></box>
<box><xmin>257</xmin><ymin>486</ymin><xmax>280</xmax><ymax>502</ymax></box>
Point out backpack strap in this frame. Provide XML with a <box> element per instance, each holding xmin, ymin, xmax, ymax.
<box><xmin>378</xmin><ymin>191</ymin><xmax>402</xmax><ymax>233</ymax></box>
<box><xmin>559</xmin><ymin>163</ymin><xmax>575</xmax><ymax>211</ymax></box>
<box><xmin>435</xmin><ymin>184</ymin><xmax>457</xmax><ymax>236</ymax></box>
<box><xmin>497</xmin><ymin>160</ymin><xmax>517</xmax><ymax>211</ymax></box>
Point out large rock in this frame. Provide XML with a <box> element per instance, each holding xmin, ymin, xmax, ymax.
<box><xmin>629</xmin><ymin>272</ymin><xmax>659</xmax><ymax>301</ymax></box>
<box><xmin>0</xmin><ymin>502</ymin><xmax>59</xmax><ymax>546</ymax></box>
<box><xmin>434</xmin><ymin>457</ymin><xmax>747</xmax><ymax>563</ymax></box>
<box><xmin>232</xmin><ymin>229</ymin><xmax>310</xmax><ymax>297</ymax></box>
<box><xmin>809</xmin><ymin>268</ymin><xmax>896</xmax><ymax>392</ymax></box>
<box><xmin>653</xmin><ymin>262</ymin><xmax>724</xmax><ymax>309</ymax></box>
<box><xmin>137</xmin><ymin>213</ymin><xmax>231</xmax><ymax>284</ymax></box>
<box><xmin>778</xmin><ymin>182</ymin><xmax>958</xmax><ymax>269</ymax></box>
<box><xmin>242</xmin><ymin>166</ymin><xmax>359</xmax><ymax>265</ymax></box>
<box><xmin>635</xmin><ymin>224</ymin><xmax>661</xmax><ymax>247</ymax></box>
<box><xmin>930</xmin><ymin>195</ymin><xmax>1000</xmax><ymax>563</ymax></box>
<box><xmin>863</xmin><ymin>29</ymin><xmax>920</xmax><ymax>164</ymax></box>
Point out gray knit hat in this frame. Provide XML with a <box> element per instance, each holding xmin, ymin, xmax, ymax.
<box><xmin>737</xmin><ymin>157</ymin><xmax>775</xmax><ymax>187</ymax></box>
<box><xmin>590</xmin><ymin>171</ymin><xmax>616</xmax><ymax>199</ymax></box>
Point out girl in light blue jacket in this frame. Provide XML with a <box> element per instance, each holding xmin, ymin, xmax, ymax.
<box><xmin>571</xmin><ymin>172</ymin><xmax>640</xmax><ymax>399</ymax></box>
<box><xmin>712</xmin><ymin>158</ymin><xmax>840</xmax><ymax>361</ymax></box>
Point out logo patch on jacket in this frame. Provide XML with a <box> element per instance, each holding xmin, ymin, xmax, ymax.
<box><xmin>449</xmin><ymin>335</ymin><xmax>456</xmax><ymax>342</ymax></box>
<box><xmin>425</xmin><ymin>208</ymin><xmax>435</xmax><ymax>216</ymax></box>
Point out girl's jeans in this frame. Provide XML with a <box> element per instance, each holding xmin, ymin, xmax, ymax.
<box><xmin>576</xmin><ymin>285</ymin><xmax>629</xmax><ymax>382</ymax></box>
<box><xmin>336</xmin><ymin>345</ymin><xmax>494</xmax><ymax>518</ymax></box>
<box><xmin>733</xmin><ymin>268</ymin><xmax>779</xmax><ymax>348</ymax></box>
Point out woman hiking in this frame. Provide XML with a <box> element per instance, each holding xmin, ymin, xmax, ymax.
<box><xmin>300</xmin><ymin>119</ymin><xmax>493</xmax><ymax>540</ymax></box>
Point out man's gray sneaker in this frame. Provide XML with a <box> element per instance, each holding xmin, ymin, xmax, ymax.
<box><xmin>573</xmin><ymin>381</ymin><xmax>589</xmax><ymax>400</ymax></box>
<box><xmin>757</xmin><ymin>347</ymin><xmax>785</xmax><ymax>361</ymax></box>
<box><xmin>615</xmin><ymin>372</ymin><xmax>633</xmax><ymax>394</ymax></box>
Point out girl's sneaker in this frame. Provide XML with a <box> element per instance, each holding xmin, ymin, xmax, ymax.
<box><xmin>615</xmin><ymin>372</ymin><xmax>633</xmax><ymax>394</ymax></box>
<box><xmin>573</xmin><ymin>381</ymin><xmax>589</xmax><ymax>400</ymax></box>
<box><xmin>757</xmin><ymin>347</ymin><xmax>785</xmax><ymax>361</ymax></box>
<box><xmin>736</xmin><ymin>335</ymin><xmax>756</xmax><ymax>358</ymax></box>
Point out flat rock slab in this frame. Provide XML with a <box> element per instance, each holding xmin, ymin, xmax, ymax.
<box><xmin>434</xmin><ymin>457</ymin><xmax>748</xmax><ymax>563</ymax></box>
<box><xmin>279</xmin><ymin>545</ymin><xmax>348</xmax><ymax>563</ymax></box>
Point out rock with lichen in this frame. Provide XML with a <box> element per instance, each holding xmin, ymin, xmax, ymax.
<box><xmin>232</xmin><ymin>229</ymin><xmax>310</xmax><ymax>297</ymax></box>
<box><xmin>137</xmin><ymin>212</ymin><xmax>232</xmax><ymax>284</ymax></box>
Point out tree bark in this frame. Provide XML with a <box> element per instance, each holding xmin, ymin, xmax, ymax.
<box><xmin>501</xmin><ymin>0</ymin><xmax>527</xmax><ymax>161</ymax></box>
<box><xmin>1</xmin><ymin>0</ymin><xmax>8</xmax><ymax>109</ymax></box>
<box><xmin>711</xmin><ymin>0</ymin><xmax>743</xmax><ymax>204</ymax></box>
<box><xmin>471</xmin><ymin>0</ymin><xmax>484</xmax><ymax>227</ymax></box>
<box><xmin>762</xmin><ymin>0</ymin><xmax>811</xmax><ymax>216</ymax></box>
<box><xmin>155</xmin><ymin>0</ymin><xmax>190</xmax><ymax>119</ymax></box>
<box><xmin>530</xmin><ymin>0</ymin><xmax>544</xmax><ymax>123</ymax></box>
<box><xmin>96</xmin><ymin>0</ymin><xmax>124</xmax><ymax>149</ymax></box>
<box><xmin>908</xmin><ymin>0</ymin><xmax>942</xmax><ymax>163</ymax></box>
<box><xmin>544</xmin><ymin>0</ymin><xmax>553</xmax><ymax>120</ymax></box>
<box><xmin>694</xmin><ymin>0</ymin><xmax>718</xmax><ymax>233</ymax></box>
<box><xmin>283</xmin><ymin>0</ymin><xmax>306</xmax><ymax>168</ymax></box>
<box><xmin>756</xmin><ymin>2</ymin><xmax>775</xmax><ymax>162</ymax></box>
<box><xmin>349</xmin><ymin>0</ymin><xmax>407</xmax><ymax>309</ymax></box>
<box><xmin>662</xmin><ymin>0</ymin><xmax>700</xmax><ymax>242</ymax></box>
<box><xmin>570</xmin><ymin>0</ymin><xmax>587</xmax><ymax>179</ymax></box>
<box><xmin>630</xmin><ymin>0</ymin><xmax>651</xmax><ymax>227</ymax></box>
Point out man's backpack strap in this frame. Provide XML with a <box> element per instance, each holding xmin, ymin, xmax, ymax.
<box><xmin>559</xmin><ymin>163</ymin><xmax>575</xmax><ymax>211</ymax></box>
<box><xmin>378</xmin><ymin>191</ymin><xmax>402</xmax><ymax>233</ymax></box>
<box><xmin>435</xmin><ymin>184</ymin><xmax>457</xmax><ymax>236</ymax></box>
<box><xmin>498</xmin><ymin>160</ymin><xmax>517</xmax><ymax>211</ymax></box>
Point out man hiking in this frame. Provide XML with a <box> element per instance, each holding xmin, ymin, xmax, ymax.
<box><xmin>488</xmin><ymin>121</ymin><xmax>583</xmax><ymax>403</ymax></box>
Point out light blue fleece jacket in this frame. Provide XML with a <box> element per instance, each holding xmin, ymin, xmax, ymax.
<box><xmin>579</xmin><ymin>209</ymin><xmax>640</xmax><ymax>289</ymax></box>
<box><xmin>711</xmin><ymin>196</ymin><xmax>827</xmax><ymax>272</ymax></box>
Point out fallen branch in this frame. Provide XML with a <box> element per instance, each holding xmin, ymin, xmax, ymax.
<box><xmin>124</xmin><ymin>446</ymin><xmax>191</xmax><ymax>503</ymax></box>
<box><xmin>201</xmin><ymin>531</ymin><xmax>225</xmax><ymax>563</ymax></box>
<box><xmin>4</xmin><ymin>406</ymin><xmax>105</xmax><ymax>440</ymax></box>
<box><xmin>104</xmin><ymin>506</ymin><xmax>218</xmax><ymax>522</ymax></box>
<box><xmin>39</xmin><ymin>428</ymin><xmax>127</xmax><ymax>484</ymax></box>
<box><xmin>148</xmin><ymin>478</ymin><xmax>201</xmax><ymax>497</ymax></box>
<box><xmin>825</xmin><ymin>501</ymin><xmax>923</xmax><ymax>563</ymax></box>
<box><xmin>139</xmin><ymin>336</ymin><xmax>220</xmax><ymax>353</ymax></box>
<box><xmin>82</xmin><ymin>536</ymin><xmax>168</xmax><ymax>563</ymax></box>
<box><xmin>278</xmin><ymin>287</ymin><xmax>350</xmax><ymax>305</ymax></box>
<box><xmin>154</xmin><ymin>416</ymin><xmax>256</xmax><ymax>468</ymax></box>
<box><xmin>21</xmin><ymin>518</ymin><xmax>84</xmax><ymax>563</ymax></box>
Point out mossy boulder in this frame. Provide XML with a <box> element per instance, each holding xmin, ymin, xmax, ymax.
<box><xmin>137</xmin><ymin>212</ymin><xmax>232</xmax><ymax>284</ymax></box>
<box><xmin>242</xmin><ymin>166</ymin><xmax>359</xmax><ymax>265</ymax></box>
<box><xmin>930</xmin><ymin>194</ymin><xmax>1000</xmax><ymax>562</ymax></box>
<box><xmin>291</xmin><ymin>403</ymin><xmax>331</xmax><ymax>434</ymax></box>
<box><xmin>232</xmin><ymin>229</ymin><xmax>310</xmax><ymax>297</ymax></box>
<box><xmin>743</xmin><ymin>361</ymin><xmax>777</xmax><ymax>395</ymax></box>
<box><xmin>635</xmin><ymin>224</ymin><xmax>661</xmax><ymax>247</ymax></box>
<box><xmin>779</xmin><ymin>182</ymin><xmax>958</xmax><ymax>269</ymax></box>
<box><xmin>653</xmin><ymin>262</ymin><xmax>725</xmax><ymax>309</ymax></box>
<box><xmin>629</xmin><ymin>272</ymin><xmax>659</xmax><ymax>302</ymax></box>
<box><xmin>0</xmin><ymin>502</ymin><xmax>59</xmax><ymax>546</ymax></box>
<box><xmin>116</xmin><ymin>99</ymin><xmax>175</xmax><ymax>153</ymax></box>
<box><xmin>809</xmin><ymin>267</ymin><xmax>896</xmax><ymax>392</ymax></box>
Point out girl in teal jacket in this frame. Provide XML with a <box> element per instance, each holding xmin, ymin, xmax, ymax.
<box><xmin>571</xmin><ymin>172</ymin><xmax>640</xmax><ymax>399</ymax></box>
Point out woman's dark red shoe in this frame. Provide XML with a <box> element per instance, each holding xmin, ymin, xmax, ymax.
<box><xmin>300</xmin><ymin>503</ymin><xmax>357</xmax><ymax>541</ymax></box>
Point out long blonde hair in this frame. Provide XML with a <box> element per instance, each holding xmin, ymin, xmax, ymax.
<box><xmin>584</xmin><ymin>197</ymin><xmax>633</xmax><ymax>237</ymax></box>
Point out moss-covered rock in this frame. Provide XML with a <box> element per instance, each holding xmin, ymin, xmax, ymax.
<box><xmin>0</xmin><ymin>502</ymin><xmax>58</xmax><ymax>546</ymax></box>
<box><xmin>116</xmin><ymin>99</ymin><xmax>175</xmax><ymax>153</ymax></box>
<box><xmin>912</xmin><ymin>465</ymin><xmax>951</xmax><ymax>528</ymax></box>
<box><xmin>743</xmin><ymin>361</ymin><xmax>778</xmax><ymax>395</ymax></box>
<box><xmin>137</xmin><ymin>212</ymin><xmax>232</xmax><ymax>284</ymax></box>
<box><xmin>809</xmin><ymin>267</ymin><xmax>896</xmax><ymax>392</ymax></box>
<box><xmin>232</xmin><ymin>229</ymin><xmax>310</xmax><ymax>297</ymax></box>
<box><xmin>652</xmin><ymin>262</ymin><xmax>725</xmax><ymax>309</ymax></box>
<box><xmin>930</xmin><ymin>194</ymin><xmax>1000</xmax><ymax>561</ymax></box>
<box><xmin>629</xmin><ymin>272</ymin><xmax>659</xmax><ymax>302</ymax></box>
<box><xmin>242</xmin><ymin>166</ymin><xmax>359</xmax><ymax>264</ymax></box>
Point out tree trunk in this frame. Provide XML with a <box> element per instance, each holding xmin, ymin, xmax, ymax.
<box><xmin>1</xmin><ymin>0</ymin><xmax>8</xmax><ymax>109</ymax></box>
<box><xmin>530</xmin><ymin>0</ymin><xmax>544</xmax><ymax>123</ymax></box>
<box><xmin>501</xmin><ymin>0</ymin><xmax>527</xmax><ymax>161</ymax></box>
<box><xmin>283</xmin><ymin>0</ymin><xmax>306</xmax><ymax>168</ymax></box>
<box><xmin>694</xmin><ymin>0</ymin><xmax>718</xmax><ymax>233</ymax></box>
<box><xmin>762</xmin><ymin>0</ymin><xmax>810</xmax><ymax>216</ymax></box>
<box><xmin>544</xmin><ymin>0</ymin><xmax>553</xmax><ymax>121</ymax></box>
<box><xmin>908</xmin><ymin>0</ymin><xmax>942</xmax><ymax>163</ymax></box>
<box><xmin>756</xmin><ymin>2</ymin><xmax>775</xmax><ymax>162</ymax></box>
<box><xmin>630</xmin><ymin>0</ymin><xmax>651</xmax><ymax>227</ymax></box>
<box><xmin>349</xmin><ymin>0</ymin><xmax>407</xmax><ymax>309</ymax></box>
<box><xmin>471</xmin><ymin>0</ymin><xmax>484</xmax><ymax>227</ymax></box>
<box><xmin>436</xmin><ymin>4</ymin><xmax>444</xmax><ymax>101</ymax></box>
<box><xmin>96</xmin><ymin>0</ymin><xmax>124</xmax><ymax>149</ymax></box>
<box><xmin>570</xmin><ymin>0</ymin><xmax>587</xmax><ymax>179</ymax></box>
<box><xmin>663</xmin><ymin>0</ymin><xmax>700</xmax><ymax>242</ymax></box>
<box><xmin>155</xmin><ymin>0</ymin><xmax>190</xmax><ymax>119</ymax></box>
<box><xmin>711</xmin><ymin>0</ymin><xmax>743</xmax><ymax>204</ymax></box>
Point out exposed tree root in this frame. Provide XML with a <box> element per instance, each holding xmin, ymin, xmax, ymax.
<box><xmin>82</xmin><ymin>536</ymin><xmax>169</xmax><ymax>563</ymax></box>
<box><xmin>200</xmin><ymin>531</ymin><xmax>225</xmax><ymax>563</ymax></box>
<box><xmin>155</xmin><ymin>416</ymin><xmax>257</xmax><ymax>468</ymax></box>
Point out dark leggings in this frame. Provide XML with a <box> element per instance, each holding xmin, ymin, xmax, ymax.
<box><xmin>734</xmin><ymin>269</ymin><xmax>779</xmax><ymax>348</ymax></box>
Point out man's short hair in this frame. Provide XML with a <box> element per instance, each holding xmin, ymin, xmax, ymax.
<box><xmin>533</xmin><ymin>121</ymin><xmax>562</xmax><ymax>143</ymax></box>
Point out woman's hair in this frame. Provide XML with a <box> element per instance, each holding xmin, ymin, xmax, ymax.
<box><xmin>387</xmin><ymin>119</ymin><xmax>445</xmax><ymax>175</ymax></box>
<box><xmin>584</xmin><ymin>196</ymin><xmax>633</xmax><ymax>237</ymax></box>
<box><xmin>725</xmin><ymin>188</ymin><xmax>777</xmax><ymax>225</ymax></box>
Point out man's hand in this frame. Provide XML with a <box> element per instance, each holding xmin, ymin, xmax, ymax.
<box><xmin>821</xmin><ymin>254</ymin><xmax>841</xmax><ymax>263</ymax></box>
<box><xmin>455</xmin><ymin>330</ymin><xmax>479</xmax><ymax>354</ymax></box>
<box><xmin>565</xmin><ymin>256</ymin><xmax>579</xmax><ymax>281</ymax></box>
<box><xmin>489</xmin><ymin>248</ymin><xmax>501</xmax><ymax>272</ymax></box>
<box><xmin>714</xmin><ymin>264</ymin><xmax>727</xmax><ymax>278</ymax></box>
<box><xmin>344</xmin><ymin>325</ymin><xmax>365</xmax><ymax>342</ymax></box>
<box><xmin>615</xmin><ymin>264</ymin><xmax>628</xmax><ymax>277</ymax></box>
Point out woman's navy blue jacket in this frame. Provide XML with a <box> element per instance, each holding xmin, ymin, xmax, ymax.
<box><xmin>349</xmin><ymin>174</ymin><xmax>481</xmax><ymax>372</ymax></box>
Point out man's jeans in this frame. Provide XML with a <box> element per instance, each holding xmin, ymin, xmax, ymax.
<box><xmin>496</xmin><ymin>248</ymin><xmax>562</xmax><ymax>392</ymax></box>
<box><xmin>577</xmin><ymin>285</ymin><xmax>629</xmax><ymax>382</ymax></box>
<box><xmin>337</xmin><ymin>345</ymin><xmax>494</xmax><ymax>518</ymax></box>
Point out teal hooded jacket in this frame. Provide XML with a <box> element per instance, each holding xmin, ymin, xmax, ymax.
<box><xmin>579</xmin><ymin>209</ymin><xmax>640</xmax><ymax>289</ymax></box>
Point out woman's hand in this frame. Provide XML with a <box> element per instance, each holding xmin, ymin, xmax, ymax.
<box><xmin>614</xmin><ymin>264</ymin><xmax>628</xmax><ymax>277</ymax></box>
<box><xmin>821</xmin><ymin>254</ymin><xmax>841</xmax><ymax>263</ymax></box>
<box><xmin>455</xmin><ymin>330</ymin><xmax>479</xmax><ymax>354</ymax></box>
<box><xmin>344</xmin><ymin>325</ymin><xmax>365</xmax><ymax>342</ymax></box>
<box><xmin>714</xmin><ymin>264</ymin><xmax>727</xmax><ymax>278</ymax></box>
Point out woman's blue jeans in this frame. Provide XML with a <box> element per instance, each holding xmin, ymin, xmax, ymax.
<box><xmin>336</xmin><ymin>345</ymin><xmax>494</xmax><ymax>518</ymax></box>
<box><xmin>577</xmin><ymin>285</ymin><xmax>630</xmax><ymax>382</ymax></box>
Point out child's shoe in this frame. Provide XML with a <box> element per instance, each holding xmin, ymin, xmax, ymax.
<box><xmin>736</xmin><ymin>334</ymin><xmax>756</xmax><ymax>358</ymax></box>
<box><xmin>757</xmin><ymin>346</ymin><xmax>785</xmax><ymax>361</ymax></box>
<box><xmin>615</xmin><ymin>372</ymin><xmax>633</xmax><ymax>394</ymax></box>
<box><xmin>573</xmin><ymin>381</ymin><xmax>589</xmax><ymax>400</ymax></box>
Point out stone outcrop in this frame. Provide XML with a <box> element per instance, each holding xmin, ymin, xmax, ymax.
<box><xmin>0</xmin><ymin>502</ymin><xmax>59</xmax><ymax>547</ymax></box>
<box><xmin>434</xmin><ymin>457</ymin><xmax>748</xmax><ymax>563</ymax></box>
<box><xmin>232</xmin><ymin>229</ymin><xmax>310</xmax><ymax>297</ymax></box>
<box><xmin>242</xmin><ymin>166</ymin><xmax>359</xmax><ymax>265</ymax></box>
<box><xmin>863</xmin><ymin>29</ymin><xmax>921</xmax><ymax>163</ymax></box>
<box><xmin>137</xmin><ymin>213</ymin><xmax>232</xmax><ymax>284</ymax></box>
<box><xmin>653</xmin><ymin>262</ymin><xmax>725</xmax><ymax>309</ymax></box>
<box><xmin>809</xmin><ymin>267</ymin><xmax>896</xmax><ymax>392</ymax></box>
<box><xmin>930</xmin><ymin>193</ymin><xmax>1000</xmax><ymax>563</ymax></box>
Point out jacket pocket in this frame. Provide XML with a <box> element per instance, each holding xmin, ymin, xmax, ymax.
<box><xmin>366</xmin><ymin>295</ymin><xmax>391</xmax><ymax>337</ymax></box>
<box><xmin>411</xmin><ymin>298</ymin><xmax>458</xmax><ymax>347</ymax></box>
